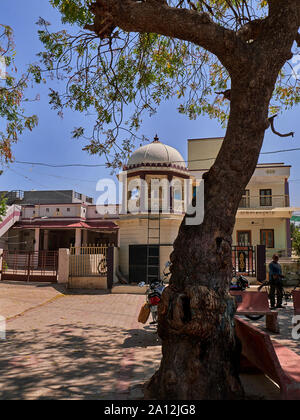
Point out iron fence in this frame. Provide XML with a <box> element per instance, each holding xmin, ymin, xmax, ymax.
<box><xmin>1</xmin><ymin>250</ymin><xmax>58</xmax><ymax>282</ymax></box>
<box><xmin>232</xmin><ymin>245</ymin><xmax>256</xmax><ymax>277</ymax></box>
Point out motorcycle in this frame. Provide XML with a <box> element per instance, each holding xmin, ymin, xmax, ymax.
<box><xmin>138</xmin><ymin>262</ymin><xmax>170</xmax><ymax>325</ymax></box>
<box><xmin>230</xmin><ymin>273</ymin><xmax>250</xmax><ymax>291</ymax></box>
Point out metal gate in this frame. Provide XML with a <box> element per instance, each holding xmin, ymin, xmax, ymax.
<box><xmin>232</xmin><ymin>245</ymin><xmax>256</xmax><ymax>277</ymax></box>
<box><xmin>69</xmin><ymin>246</ymin><xmax>108</xmax><ymax>277</ymax></box>
<box><xmin>69</xmin><ymin>245</ymin><xmax>114</xmax><ymax>289</ymax></box>
<box><xmin>1</xmin><ymin>250</ymin><xmax>58</xmax><ymax>283</ymax></box>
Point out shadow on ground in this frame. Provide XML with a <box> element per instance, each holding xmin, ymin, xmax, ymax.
<box><xmin>245</xmin><ymin>304</ymin><xmax>300</xmax><ymax>356</ymax></box>
<box><xmin>0</xmin><ymin>323</ymin><xmax>161</xmax><ymax>400</ymax></box>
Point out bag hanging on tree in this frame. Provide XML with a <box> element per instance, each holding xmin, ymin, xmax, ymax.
<box><xmin>138</xmin><ymin>303</ymin><xmax>150</xmax><ymax>324</ymax></box>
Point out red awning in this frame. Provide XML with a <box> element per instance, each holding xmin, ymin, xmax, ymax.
<box><xmin>13</xmin><ymin>220</ymin><xmax>119</xmax><ymax>230</ymax></box>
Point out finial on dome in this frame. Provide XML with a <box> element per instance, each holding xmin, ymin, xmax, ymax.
<box><xmin>153</xmin><ymin>134</ymin><xmax>160</xmax><ymax>143</ymax></box>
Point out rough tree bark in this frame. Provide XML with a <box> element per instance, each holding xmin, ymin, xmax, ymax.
<box><xmin>88</xmin><ymin>0</ymin><xmax>300</xmax><ymax>400</ymax></box>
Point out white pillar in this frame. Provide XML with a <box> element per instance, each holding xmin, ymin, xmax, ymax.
<box><xmin>75</xmin><ymin>229</ymin><xmax>82</xmax><ymax>254</ymax></box>
<box><xmin>34</xmin><ymin>228</ymin><xmax>40</xmax><ymax>252</ymax></box>
<box><xmin>140</xmin><ymin>175</ymin><xmax>147</xmax><ymax>213</ymax></box>
<box><xmin>120</xmin><ymin>172</ymin><xmax>128</xmax><ymax>214</ymax></box>
<box><xmin>58</xmin><ymin>248</ymin><xmax>69</xmax><ymax>284</ymax></box>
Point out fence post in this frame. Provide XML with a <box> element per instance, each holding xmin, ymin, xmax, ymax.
<box><xmin>0</xmin><ymin>249</ymin><xmax>3</xmax><ymax>281</ymax></box>
<box><xmin>58</xmin><ymin>248</ymin><xmax>70</xmax><ymax>284</ymax></box>
<box><xmin>27</xmin><ymin>253</ymin><xmax>31</xmax><ymax>282</ymax></box>
<box><xmin>107</xmin><ymin>246</ymin><xmax>114</xmax><ymax>290</ymax></box>
<box><xmin>256</xmin><ymin>244</ymin><xmax>266</xmax><ymax>283</ymax></box>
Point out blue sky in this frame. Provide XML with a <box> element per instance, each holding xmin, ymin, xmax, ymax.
<box><xmin>1</xmin><ymin>0</ymin><xmax>300</xmax><ymax>205</ymax></box>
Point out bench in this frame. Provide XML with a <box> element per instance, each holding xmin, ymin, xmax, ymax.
<box><xmin>235</xmin><ymin>316</ymin><xmax>300</xmax><ymax>400</ymax></box>
<box><xmin>292</xmin><ymin>290</ymin><xmax>300</xmax><ymax>316</ymax></box>
<box><xmin>230</xmin><ymin>291</ymin><xmax>279</xmax><ymax>333</ymax></box>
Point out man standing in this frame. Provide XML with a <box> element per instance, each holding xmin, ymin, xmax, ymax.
<box><xmin>269</xmin><ymin>254</ymin><xmax>284</xmax><ymax>309</ymax></box>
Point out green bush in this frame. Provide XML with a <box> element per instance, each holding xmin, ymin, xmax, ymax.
<box><xmin>292</xmin><ymin>224</ymin><xmax>300</xmax><ymax>257</ymax></box>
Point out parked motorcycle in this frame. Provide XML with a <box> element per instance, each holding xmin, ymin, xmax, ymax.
<box><xmin>230</xmin><ymin>273</ymin><xmax>250</xmax><ymax>291</ymax></box>
<box><xmin>138</xmin><ymin>262</ymin><xmax>170</xmax><ymax>325</ymax></box>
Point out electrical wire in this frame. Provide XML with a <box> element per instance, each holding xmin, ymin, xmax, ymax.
<box><xmin>12</xmin><ymin>147</ymin><xmax>300</xmax><ymax>168</ymax></box>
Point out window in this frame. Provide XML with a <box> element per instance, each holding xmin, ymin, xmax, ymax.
<box><xmin>46</xmin><ymin>208</ymin><xmax>49</xmax><ymax>213</ymax></box>
<box><xmin>239</xmin><ymin>190</ymin><xmax>250</xmax><ymax>208</ymax></box>
<box><xmin>237</xmin><ymin>231</ymin><xmax>252</xmax><ymax>245</ymax></box>
<box><xmin>260</xmin><ymin>229</ymin><xmax>274</xmax><ymax>248</ymax></box>
<box><xmin>260</xmin><ymin>189</ymin><xmax>272</xmax><ymax>206</ymax></box>
<box><xmin>74</xmin><ymin>192</ymin><xmax>82</xmax><ymax>200</ymax></box>
<box><xmin>67</xmin><ymin>208</ymin><xmax>70</xmax><ymax>212</ymax></box>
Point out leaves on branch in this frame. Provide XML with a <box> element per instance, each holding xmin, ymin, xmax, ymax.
<box><xmin>0</xmin><ymin>24</ymin><xmax>38</xmax><ymax>163</ymax></box>
<box><xmin>35</xmin><ymin>0</ymin><xmax>300</xmax><ymax>168</ymax></box>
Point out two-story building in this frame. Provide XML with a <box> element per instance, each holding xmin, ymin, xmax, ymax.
<box><xmin>0</xmin><ymin>136</ymin><xmax>296</xmax><ymax>283</ymax></box>
<box><xmin>188</xmin><ymin>137</ymin><xmax>294</xmax><ymax>258</ymax></box>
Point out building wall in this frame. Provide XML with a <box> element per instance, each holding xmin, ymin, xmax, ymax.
<box><xmin>188</xmin><ymin>138</ymin><xmax>223</xmax><ymax>171</ymax></box>
<box><xmin>22</xmin><ymin>204</ymin><xmax>83</xmax><ymax>219</ymax></box>
<box><xmin>23</xmin><ymin>190</ymin><xmax>74</xmax><ymax>205</ymax></box>
<box><xmin>233</xmin><ymin>217</ymin><xmax>288</xmax><ymax>255</ymax></box>
<box><xmin>117</xmin><ymin>216</ymin><xmax>182</xmax><ymax>279</ymax></box>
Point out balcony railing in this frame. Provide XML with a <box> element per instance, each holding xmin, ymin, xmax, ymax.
<box><xmin>238</xmin><ymin>194</ymin><xmax>290</xmax><ymax>209</ymax></box>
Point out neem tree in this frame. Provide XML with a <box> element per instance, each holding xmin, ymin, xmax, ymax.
<box><xmin>35</xmin><ymin>0</ymin><xmax>299</xmax><ymax>399</ymax></box>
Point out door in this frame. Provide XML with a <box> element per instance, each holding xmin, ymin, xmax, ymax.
<box><xmin>129</xmin><ymin>245</ymin><xmax>147</xmax><ymax>283</ymax></box>
<box><xmin>129</xmin><ymin>245</ymin><xmax>159</xmax><ymax>284</ymax></box>
<box><xmin>260</xmin><ymin>229</ymin><xmax>274</xmax><ymax>248</ymax></box>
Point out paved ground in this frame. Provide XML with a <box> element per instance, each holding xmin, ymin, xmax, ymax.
<box><xmin>246</xmin><ymin>302</ymin><xmax>300</xmax><ymax>356</ymax></box>
<box><xmin>0</xmin><ymin>282</ymin><xmax>297</xmax><ymax>400</ymax></box>
<box><xmin>0</xmin><ymin>283</ymin><xmax>160</xmax><ymax>400</ymax></box>
<box><xmin>0</xmin><ymin>281</ymin><xmax>65</xmax><ymax>319</ymax></box>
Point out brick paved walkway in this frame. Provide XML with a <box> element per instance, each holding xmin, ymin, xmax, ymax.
<box><xmin>0</xmin><ymin>290</ymin><xmax>161</xmax><ymax>400</ymax></box>
<box><xmin>0</xmin><ymin>283</ymin><xmax>298</xmax><ymax>400</ymax></box>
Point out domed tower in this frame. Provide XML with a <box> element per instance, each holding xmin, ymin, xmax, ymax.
<box><xmin>117</xmin><ymin>136</ymin><xmax>193</xmax><ymax>284</ymax></box>
<box><xmin>120</xmin><ymin>135</ymin><xmax>191</xmax><ymax>214</ymax></box>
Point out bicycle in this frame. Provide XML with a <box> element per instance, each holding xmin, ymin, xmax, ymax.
<box><xmin>257</xmin><ymin>275</ymin><xmax>300</xmax><ymax>306</ymax></box>
<box><xmin>97</xmin><ymin>256</ymin><xmax>107</xmax><ymax>275</ymax></box>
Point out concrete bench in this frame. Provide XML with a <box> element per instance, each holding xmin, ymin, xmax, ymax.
<box><xmin>292</xmin><ymin>290</ymin><xmax>300</xmax><ymax>316</ymax></box>
<box><xmin>235</xmin><ymin>316</ymin><xmax>300</xmax><ymax>400</ymax></box>
<box><xmin>230</xmin><ymin>291</ymin><xmax>279</xmax><ymax>333</ymax></box>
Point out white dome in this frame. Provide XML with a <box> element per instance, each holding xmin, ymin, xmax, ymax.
<box><xmin>127</xmin><ymin>138</ymin><xmax>186</xmax><ymax>169</ymax></box>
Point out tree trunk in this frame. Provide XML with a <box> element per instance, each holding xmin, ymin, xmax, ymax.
<box><xmin>145</xmin><ymin>79</ymin><xmax>273</xmax><ymax>400</ymax></box>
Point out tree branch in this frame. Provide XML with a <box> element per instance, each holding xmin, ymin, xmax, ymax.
<box><xmin>268</xmin><ymin>115</ymin><xmax>295</xmax><ymax>138</ymax></box>
<box><xmin>88</xmin><ymin>0</ymin><xmax>244</xmax><ymax>70</ymax></box>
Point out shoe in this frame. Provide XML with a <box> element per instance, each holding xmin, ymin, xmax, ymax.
<box><xmin>276</xmin><ymin>305</ymin><xmax>285</xmax><ymax>309</ymax></box>
<box><xmin>270</xmin><ymin>306</ymin><xmax>276</xmax><ymax>310</ymax></box>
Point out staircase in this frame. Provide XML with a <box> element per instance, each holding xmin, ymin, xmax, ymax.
<box><xmin>146</xmin><ymin>211</ymin><xmax>161</xmax><ymax>284</ymax></box>
<box><xmin>0</xmin><ymin>205</ymin><xmax>21</xmax><ymax>238</ymax></box>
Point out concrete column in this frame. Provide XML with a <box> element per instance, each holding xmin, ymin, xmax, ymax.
<box><xmin>82</xmin><ymin>229</ymin><xmax>88</xmax><ymax>246</ymax></box>
<box><xmin>140</xmin><ymin>174</ymin><xmax>147</xmax><ymax>213</ymax></box>
<box><xmin>120</xmin><ymin>172</ymin><xmax>128</xmax><ymax>214</ymax></box>
<box><xmin>75</xmin><ymin>229</ymin><xmax>82</xmax><ymax>254</ymax></box>
<box><xmin>168</xmin><ymin>174</ymin><xmax>173</xmax><ymax>213</ymax></box>
<box><xmin>58</xmin><ymin>248</ymin><xmax>69</xmax><ymax>284</ymax></box>
<box><xmin>43</xmin><ymin>230</ymin><xmax>49</xmax><ymax>251</ymax></box>
<box><xmin>34</xmin><ymin>228</ymin><xmax>40</xmax><ymax>252</ymax></box>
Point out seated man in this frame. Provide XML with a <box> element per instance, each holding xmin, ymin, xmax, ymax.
<box><xmin>269</xmin><ymin>254</ymin><xmax>285</xmax><ymax>309</ymax></box>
